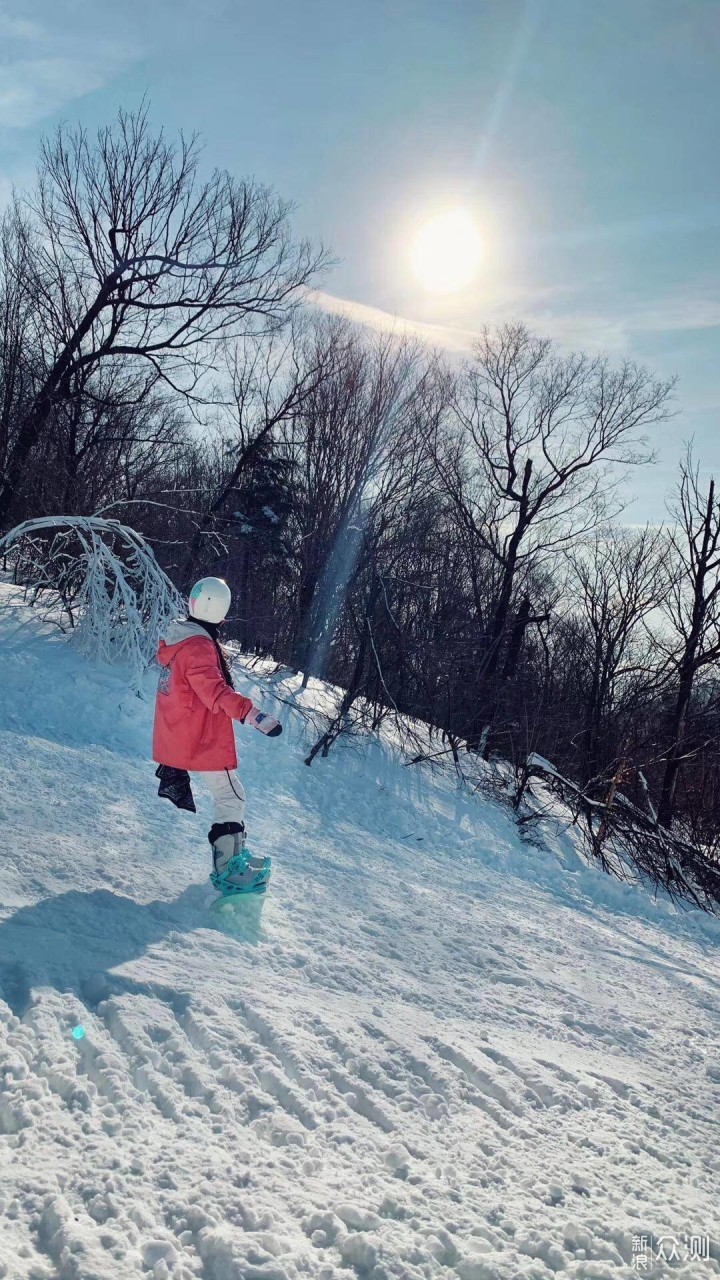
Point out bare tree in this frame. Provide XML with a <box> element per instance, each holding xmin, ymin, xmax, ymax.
<box><xmin>0</xmin><ymin>106</ymin><xmax>325</xmax><ymax>527</ymax></box>
<box><xmin>288</xmin><ymin>318</ymin><xmax>441</xmax><ymax>681</ymax></box>
<box><xmin>0</xmin><ymin>209</ymin><xmax>38</xmax><ymax>492</ymax></box>
<box><xmin>565</xmin><ymin>525</ymin><xmax>667</xmax><ymax>783</ymax></box>
<box><xmin>179</xmin><ymin>316</ymin><xmax>345</xmax><ymax>582</ymax></box>
<box><xmin>657</xmin><ymin>450</ymin><xmax>720</xmax><ymax>827</ymax></box>
<box><xmin>429</xmin><ymin>323</ymin><xmax>673</xmax><ymax>752</ymax></box>
<box><xmin>24</xmin><ymin>362</ymin><xmax>186</xmax><ymax>517</ymax></box>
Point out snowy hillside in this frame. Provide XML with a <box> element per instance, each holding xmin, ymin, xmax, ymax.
<box><xmin>0</xmin><ymin>583</ymin><xmax>718</xmax><ymax>1280</ymax></box>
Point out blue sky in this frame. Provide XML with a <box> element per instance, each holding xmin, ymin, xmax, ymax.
<box><xmin>0</xmin><ymin>0</ymin><xmax>718</xmax><ymax>517</ymax></box>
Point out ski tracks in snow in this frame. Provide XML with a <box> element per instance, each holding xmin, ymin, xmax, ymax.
<box><xmin>2</xmin><ymin>961</ymin><xmax>718</xmax><ymax>1279</ymax></box>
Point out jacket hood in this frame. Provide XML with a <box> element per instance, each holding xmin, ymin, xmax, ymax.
<box><xmin>157</xmin><ymin>618</ymin><xmax>214</xmax><ymax>665</ymax></box>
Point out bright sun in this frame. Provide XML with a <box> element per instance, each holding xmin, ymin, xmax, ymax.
<box><xmin>409</xmin><ymin>208</ymin><xmax>483</xmax><ymax>294</ymax></box>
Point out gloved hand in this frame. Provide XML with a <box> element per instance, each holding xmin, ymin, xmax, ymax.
<box><xmin>244</xmin><ymin>705</ymin><xmax>282</xmax><ymax>737</ymax></box>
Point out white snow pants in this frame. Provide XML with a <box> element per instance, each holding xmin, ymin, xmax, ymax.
<box><xmin>192</xmin><ymin>769</ymin><xmax>246</xmax><ymax>829</ymax></box>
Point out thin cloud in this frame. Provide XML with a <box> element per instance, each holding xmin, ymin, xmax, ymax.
<box><xmin>308</xmin><ymin>290</ymin><xmax>479</xmax><ymax>353</ymax></box>
<box><xmin>0</xmin><ymin>15</ymin><xmax>45</xmax><ymax>39</ymax></box>
<box><xmin>0</xmin><ymin>11</ymin><xmax>136</xmax><ymax>129</ymax></box>
<box><xmin>532</xmin><ymin>291</ymin><xmax>720</xmax><ymax>354</ymax></box>
<box><xmin>627</xmin><ymin>293</ymin><xmax>720</xmax><ymax>335</ymax></box>
<box><xmin>0</xmin><ymin>57</ymin><xmax>122</xmax><ymax>129</ymax></box>
<box><xmin>310</xmin><ymin>282</ymin><xmax>720</xmax><ymax>360</ymax></box>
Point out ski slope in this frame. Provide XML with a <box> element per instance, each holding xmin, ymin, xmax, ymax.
<box><xmin>0</xmin><ymin>584</ymin><xmax>718</xmax><ymax>1280</ymax></box>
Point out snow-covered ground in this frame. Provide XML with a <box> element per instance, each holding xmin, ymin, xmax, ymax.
<box><xmin>0</xmin><ymin>584</ymin><xmax>718</xmax><ymax>1280</ymax></box>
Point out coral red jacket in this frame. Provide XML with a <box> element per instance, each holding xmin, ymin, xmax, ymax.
<box><xmin>152</xmin><ymin>620</ymin><xmax>254</xmax><ymax>771</ymax></box>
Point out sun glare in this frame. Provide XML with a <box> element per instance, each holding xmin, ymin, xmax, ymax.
<box><xmin>409</xmin><ymin>208</ymin><xmax>483</xmax><ymax>294</ymax></box>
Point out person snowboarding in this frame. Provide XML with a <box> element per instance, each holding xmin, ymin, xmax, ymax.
<box><xmin>152</xmin><ymin>576</ymin><xmax>282</xmax><ymax>896</ymax></box>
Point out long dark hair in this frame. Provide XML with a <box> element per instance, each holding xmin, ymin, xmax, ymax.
<box><xmin>188</xmin><ymin>616</ymin><xmax>234</xmax><ymax>688</ymax></box>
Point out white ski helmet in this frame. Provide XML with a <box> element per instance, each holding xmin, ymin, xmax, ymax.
<box><xmin>188</xmin><ymin>577</ymin><xmax>232</xmax><ymax>624</ymax></box>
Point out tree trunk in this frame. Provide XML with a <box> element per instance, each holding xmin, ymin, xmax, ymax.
<box><xmin>500</xmin><ymin>593</ymin><xmax>532</xmax><ymax>680</ymax></box>
<box><xmin>657</xmin><ymin>663</ymin><xmax>695</xmax><ymax>828</ymax></box>
<box><xmin>657</xmin><ymin>478</ymin><xmax>715</xmax><ymax>828</ymax></box>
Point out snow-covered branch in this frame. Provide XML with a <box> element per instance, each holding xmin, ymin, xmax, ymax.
<box><xmin>0</xmin><ymin>516</ymin><xmax>183</xmax><ymax>692</ymax></box>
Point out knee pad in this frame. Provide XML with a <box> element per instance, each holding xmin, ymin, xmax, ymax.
<box><xmin>208</xmin><ymin>820</ymin><xmax>245</xmax><ymax>846</ymax></box>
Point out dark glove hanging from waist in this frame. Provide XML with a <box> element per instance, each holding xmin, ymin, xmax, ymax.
<box><xmin>155</xmin><ymin>764</ymin><xmax>196</xmax><ymax>812</ymax></box>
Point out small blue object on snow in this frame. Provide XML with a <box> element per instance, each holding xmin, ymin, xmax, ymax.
<box><xmin>72</xmin><ymin>1025</ymin><xmax>86</xmax><ymax>1040</ymax></box>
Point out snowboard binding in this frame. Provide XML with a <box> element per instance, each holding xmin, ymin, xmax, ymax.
<box><xmin>208</xmin><ymin>821</ymin><xmax>271</xmax><ymax>896</ymax></box>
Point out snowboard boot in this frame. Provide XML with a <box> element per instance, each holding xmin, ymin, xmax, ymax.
<box><xmin>208</xmin><ymin>822</ymin><xmax>271</xmax><ymax>895</ymax></box>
